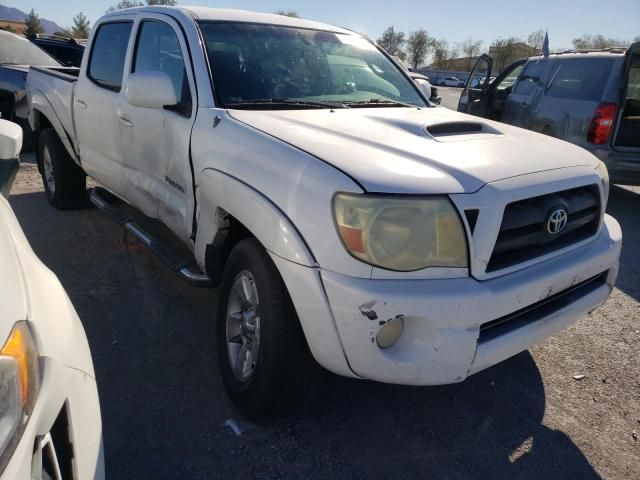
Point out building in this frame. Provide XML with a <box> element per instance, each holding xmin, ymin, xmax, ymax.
<box><xmin>0</xmin><ymin>19</ymin><xmax>26</xmax><ymax>35</ymax></box>
<box><xmin>488</xmin><ymin>42</ymin><xmax>538</xmax><ymax>72</ymax></box>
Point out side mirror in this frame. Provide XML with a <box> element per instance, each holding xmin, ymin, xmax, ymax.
<box><xmin>0</xmin><ymin>120</ymin><xmax>22</xmax><ymax>198</ymax></box>
<box><xmin>124</xmin><ymin>71</ymin><xmax>178</xmax><ymax>109</ymax></box>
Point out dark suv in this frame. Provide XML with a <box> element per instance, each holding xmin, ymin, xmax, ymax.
<box><xmin>458</xmin><ymin>44</ymin><xmax>640</xmax><ymax>185</ymax></box>
<box><xmin>29</xmin><ymin>35</ymin><xmax>85</xmax><ymax>67</ymax></box>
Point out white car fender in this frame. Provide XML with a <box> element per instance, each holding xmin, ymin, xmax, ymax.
<box><xmin>28</xmin><ymin>88</ymin><xmax>78</xmax><ymax>163</ymax></box>
<box><xmin>194</xmin><ymin>168</ymin><xmax>316</xmax><ymax>269</ymax></box>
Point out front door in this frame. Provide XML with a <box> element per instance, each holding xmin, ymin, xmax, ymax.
<box><xmin>118</xmin><ymin>15</ymin><xmax>197</xmax><ymax>242</ymax></box>
<box><xmin>458</xmin><ymin>54</ymin><xmax>492</xmax><ymax>116</ymax></box>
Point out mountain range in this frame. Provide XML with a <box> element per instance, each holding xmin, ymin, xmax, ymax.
<box><xmin>0</xmin><ymin>4</ymin><xmax>62</xmax><ymax>34</ymax></box>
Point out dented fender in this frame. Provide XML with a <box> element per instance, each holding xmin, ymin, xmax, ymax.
<box><xmin>194</xmin><ymin>168</ymin><xmax>315</xmax><ymax>269</ymax></box>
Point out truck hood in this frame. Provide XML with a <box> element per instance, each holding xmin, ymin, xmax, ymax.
<box><xmin>0</xmin><ymin>196</ymin><xmax>28</xmax><ymax>344</ymax></box>
<box><xmin>229</xmin><ymin>107</ymin><xmax>599</xmax><ymax>193</ymax></box>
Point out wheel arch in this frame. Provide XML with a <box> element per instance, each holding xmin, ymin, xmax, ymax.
<box><xmin>29</xmin><ymin>90</ymin><xmax>79</xmax><ymax>164</ymax></box>
<box><xmin>195</xmin><ymin>168</ymin><xmax>316</xmax><ymax>285</ymax></box>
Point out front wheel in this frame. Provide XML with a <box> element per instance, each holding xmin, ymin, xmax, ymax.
<box><xmin>216</xmin><ymin>238</ymin><xmax>312</xmax><ymax>418</ymax></box>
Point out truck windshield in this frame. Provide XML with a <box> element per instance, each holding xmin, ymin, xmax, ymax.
<box><xmin>0</xmin><ymin>31</ymin><xmax>60</xmax><ymax>66</ymax></box>
<box><xmin>198</xmin><ymin>22</ymin><xmax>427</xmax><ymax>109</ymax></box>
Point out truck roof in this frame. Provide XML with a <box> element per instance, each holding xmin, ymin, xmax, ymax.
<box><xmin>102</xmin><ymin>6</ymin><xmax>353</xmax><ymax>35</ymax></box>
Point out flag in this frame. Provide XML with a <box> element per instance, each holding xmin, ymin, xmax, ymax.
<box><xmin>542</xmin><ymin>31</ymin><xmax>549</xmax><ymax>58</ymax></box>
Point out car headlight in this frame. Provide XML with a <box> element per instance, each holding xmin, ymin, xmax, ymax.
<box><xmin>0</xmin><ymin>322</ymin><xmax>39</xmax><ymax>472</ymax></box>
<box><xmin>596</xmin><ymin>161</ymin><xmax>610</xmax><ymax>202</ymax></box>
<box><xmin>333</xmin><ymin>193</ymin><xmax>468</xmax><ymax>271</ymax></box>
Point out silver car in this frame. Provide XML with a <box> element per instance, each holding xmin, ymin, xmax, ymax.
<box><xmin>459</xmin><ymin>43</ymin><xmax>640</xmax><ymax>185</ymax></box>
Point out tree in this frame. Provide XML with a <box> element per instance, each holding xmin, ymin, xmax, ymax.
<box><xmin>71</xmin><ymin>12</ymin><xmax>91</xmax><ymax>38</ymax></box>
<box><xmin>24</xmin><ymin>8</ymin><xmax>44</xmax><ymax>37</ymax></box>
<box><xmin>275</xmin><ymin>10</ymin><xmax>299</xmax><ymax>17</ymax></box>
<box><xmin>527</xmin><ymin>29</ymin><xmax>546</xmax><ymax>53</ymax></box>
<box><xmin>490</xmin><ymin>36</ymin><xmax>521</xmax><ymax>71</ymax></box>
<box><xmin>406</xmin><ymin>29</ymin><xmax>432</xmax><ymax>69</ymax></box>
<box><xmin>431</xmin><ymin>39</ymin><xmax>447</xmax><ymax>68</ymax></box>
<box><xmin>146</xmin><ymin>0</ymin><xmax>177</xmax><ymax>5</ymax></box>
<box><xmin>377</xmin><ymin>26</ymin><xmax>405</xmax><ymax>57</ymax></box>
<box><xmin>572</xmin><ymin>34</ymin><xmax>628</xmax><ymax>49</ymax></box>
<box><xmin>460</xmin><ymin>37</ymin><xmax>483</xmax><ymax>70</ymax></box>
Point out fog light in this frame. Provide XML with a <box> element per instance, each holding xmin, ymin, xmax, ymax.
<box><xmin>376</xmin><ymin>317</ymin><xmax>404</xmax><ymax>349</ymax></box>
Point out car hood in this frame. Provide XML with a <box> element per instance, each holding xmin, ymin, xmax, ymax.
<box><xmin>228</xmin><ymin>107</ymin><xmax>599</xmax><ymax>193</ymax></box>
<box><xmin>0</xmin><ymin>196</ymin><xmax>28</xmax><ymax>344</ymax></box>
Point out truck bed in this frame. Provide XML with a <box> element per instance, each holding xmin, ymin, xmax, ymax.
<box><xmin>27</xmin><ymin>66</ymin><xmax>79</xmax><ymax>161</ymax></box>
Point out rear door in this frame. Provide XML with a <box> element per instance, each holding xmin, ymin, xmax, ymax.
<box><xmin>458</xmin><ymin>54</ymin><xmax>492</xmax><ymax>116</ymax></box>
<box><xmin>118</xmin><ymin>14</ymin><xmax>197</xmax><ymax>241</ymax></box>
<box><xmin>501</xmin><ymin>59</ymin><xmax>549</xmax><ymax>127</ymax></box>
<box><xmin>612</xmin><ymin>42</ymin><xmax>640</xmax><ymax>151</ymax></box>
<box><xmin>528</xmin><ymin>57</ymin><xmax>614</xmax><ymax>146</ymax></box>
<box><xmin>74</xmin><ymin>20</ymin><xmax>134</xmax><ymax>196</ymax></box>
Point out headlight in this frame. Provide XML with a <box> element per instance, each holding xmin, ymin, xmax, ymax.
<box><xmin>333</xmin><ymin>193</ymin><xmax>468</xmax><ymax>271</ymax></box>
<box><xmin>0</xmin><ymin>322</ymin><xmax>39</xmax><ymax>472</ymax></box>
<box><xmin>596</xmin><ymin>161</ymin><xmax>610</xmax><ymax>202</ymax></box>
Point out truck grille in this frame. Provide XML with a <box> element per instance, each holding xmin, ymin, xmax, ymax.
<box><xmin>487</xmin><ymin>185</ymin><xmax>600</xmax><ymax>272</ymax></box>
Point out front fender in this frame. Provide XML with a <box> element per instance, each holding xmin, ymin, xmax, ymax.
<box><xmin>194</xmin><ymin>168</ymin><xmax>315</xmax><ymax>268</ymax></box>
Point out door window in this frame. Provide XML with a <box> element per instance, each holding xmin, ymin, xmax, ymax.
<box><xmin>545</xmin><ymin>58</ymin><xmax>613</xmax><ymax>101</ymax></box>
<box><xmin>495</xmin><ymin>64</ymin><xmax>524</xmax><ymax>91</ymax></box>
<box><xmin>132</xmin><ymin>20</ymin><xmax>191</xmax><ymax>113</ymax></box>
<box><xmin>512</xmin><ymin>61</ymin><xmax>546</xmax><ymax>96</ymax></box>
<box><xmin>87</xmin><ymin>22</ymin><xmax>133</xmax><ymax>91</ymax></box>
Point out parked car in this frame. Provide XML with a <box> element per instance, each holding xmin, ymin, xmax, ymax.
<box><xmin>409</xmin><ymin>72</ymin><xmax>442</xmax><ymax>104</ymax></box>
<box><xmin>459</xmin><ymin>45</ymin><xmax>640</xmax><ymax>184</ymax></box>
<box><xmin>0</xmin><ymin>120</ymin><xmax>104</xmax><ymax>479</ymax></box>
<box><xmin>0</xmin><ymin>29</ymin><xmax>61</xmax><ymax>151</ymax></box>
<box><xmin>29</xmin><ymin>35</ymin><xmax>85</xmax><ymax>68</ymax></box>
<box><xmin>387</xmin><ymin>56</ymin><xmax>441</xmax><ymax>104</ymax></box>
<box><xmin>27</xmin><ymin>6</ymin><xmax>621</xmax><ymax>417</ymax></box>
<box><xmin>439</xmin><ymin>76</ymin><xmax>464</xmax><ymax>87</ymax></box>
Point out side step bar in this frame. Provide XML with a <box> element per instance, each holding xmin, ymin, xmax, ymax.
<box><xmin>89</xmin><ymin>187</ymin><xmax>212</xmax><ymax>288</ymax></box>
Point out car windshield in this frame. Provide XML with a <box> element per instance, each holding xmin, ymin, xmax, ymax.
<box><xmin>0</xmin><ymin>31</ymin><xmax>60</xmax><ymax>66</ymax></box>
<box><xmin>198</xmin><ymin>22</ymin><xmax>426</xmax><ymax>109</ymax></box>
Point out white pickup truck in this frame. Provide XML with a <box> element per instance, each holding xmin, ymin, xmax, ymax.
<box><xmin>27</xmin><ymin>6</ymin><xmax>621</xmax><ymax>417</ymax></box>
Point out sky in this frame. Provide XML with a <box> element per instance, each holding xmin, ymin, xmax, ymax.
<box><xmin>15</xmin><ymin>0</ymin><xmax>640</xmax><ymax>51</ymax></box>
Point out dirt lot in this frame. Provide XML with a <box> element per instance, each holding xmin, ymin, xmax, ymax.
<box><xmin>9</xmin><ymin>162</ymin><xmax>640</xmax><ymax>479</ymax></box>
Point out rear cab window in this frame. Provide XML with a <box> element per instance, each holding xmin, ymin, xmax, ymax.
<box><xmin>87</xmin><ymin>21</ymin><xmax>133</xmax><ymax>91</ymax></box>
<box><xmin>545</xmin><ymin>58</ymin><xmax>613</xmax><ymax>101</ymax></box>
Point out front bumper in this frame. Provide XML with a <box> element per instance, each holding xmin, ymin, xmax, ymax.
<box><xmin>298</xmin><ymin>214</ymin><xmax>621</xmax><ymax>385</ymax></box>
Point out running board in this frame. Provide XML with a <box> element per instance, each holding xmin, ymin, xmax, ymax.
<box><xmin>89</xmin><ymin>187</ymin><xmax>212</xmax><ymax>288</ymax></box>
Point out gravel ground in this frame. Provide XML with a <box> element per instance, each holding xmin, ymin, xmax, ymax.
<box><xmin>8</xmin><ymin>162</ymin><xmax>640</xmax><ymax>479</ymax></box>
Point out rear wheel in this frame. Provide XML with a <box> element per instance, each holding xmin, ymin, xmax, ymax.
<box><xmin>37</xmin><ymin>128</ymin><xmax>86</xmax><ymax>210</ymax></box>
<box><xmin>216</xmin><ymin>238</ymin><xmax>312</xmax><ymax>418</ymax></box>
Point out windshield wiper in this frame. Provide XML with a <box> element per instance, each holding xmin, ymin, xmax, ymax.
<box><xmin>343</xmin><ymin>99</ymin><xmax>416</xmax><ymax>108</ymax></box>
<box><xmin>227</xmin><ymin>98</ymin><xmax>348</xmax><ymax>110</ymax></box>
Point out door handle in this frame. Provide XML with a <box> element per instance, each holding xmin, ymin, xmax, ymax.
<box><xmin>75</xmin><ymin>99</ymin><xmax>87</xmax><ymax>110</ymax></box>
<box><xmin>118</xmin><ymin>117</ymin><xmax>134</xmax><ymax>128</ymax></box>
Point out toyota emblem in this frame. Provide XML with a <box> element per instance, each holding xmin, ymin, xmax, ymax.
<box><xmin>546</xmin><ymin>207</ymin><xmax>568</xmax><ymax>235</ymax></box>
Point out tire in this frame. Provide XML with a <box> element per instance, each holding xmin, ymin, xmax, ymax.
<box><xmin>216</xmin><ymin>238</ymin><xmax>312</xmax><ymax>418</ymax></box>
<box><xmin>37</xmin><ymin>128</ymin><xmax>87</xmax><ymax>210</ymax></box>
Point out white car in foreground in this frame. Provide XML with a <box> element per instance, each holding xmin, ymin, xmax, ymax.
<box><xmin>27</xmin><ymin>7</ymin><xmax>621</xmax><ymax>418</ymax></box>
<box><xmin>0</xmin><ymin>120</ymin><xmax>104</xmax><ymax>479</ymax></box>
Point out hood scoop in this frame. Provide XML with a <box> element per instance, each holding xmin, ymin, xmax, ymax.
<box><xmin>425</xmin><ymin>121</ymin><xmax>501</xmax><ymax>141</ymax></box>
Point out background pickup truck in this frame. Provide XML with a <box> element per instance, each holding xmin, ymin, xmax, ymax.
<box><xmin>27</xmin><ymin>6</ymin><xmax>621</xmax><ymax>418</ymax></box>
